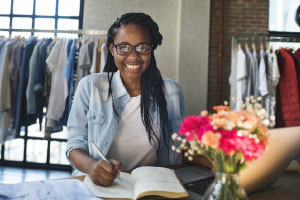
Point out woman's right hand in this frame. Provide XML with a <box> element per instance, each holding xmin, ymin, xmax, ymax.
<box><xmin>88</xmin><ymin>159</ymin><xmax>122</xmax><ymax>186</ymax></box>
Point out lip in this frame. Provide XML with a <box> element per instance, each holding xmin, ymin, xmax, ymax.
<box><xmin>124</xmin><ymin>63</ymin><xmax>142</xmax><ymax>72</ymax></box>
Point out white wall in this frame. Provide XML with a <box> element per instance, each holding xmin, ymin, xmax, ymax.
<box><xmin>83</xmin><ymin>0</ymin><xmax>210</xmax><ymax>116</ymax></box>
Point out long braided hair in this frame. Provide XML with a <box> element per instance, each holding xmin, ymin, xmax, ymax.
<box><xmin>104</xmin><ymin>13</ymin><xmax>171</xmax><ymax>154</ymax></box>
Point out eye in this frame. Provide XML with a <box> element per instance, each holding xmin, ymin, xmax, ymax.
<box><xmin>118</xmin><ymin>44</ymin><xmax>130</xmax><ymax>52</ymax></box>
<box><xmin>136</xmin><ymin>44</ymin><xmax>151</xmax><ymax>52</ymax></box>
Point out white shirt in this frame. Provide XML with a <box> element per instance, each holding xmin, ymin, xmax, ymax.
<box><xmin>258</xmin><ymin>49</ymin><xmax>268</xmax><ymax>97</ymax></box>
<box><xmin>106</xmin><ymin>95</ymin><xmax>159</xmax><ymax>171</ymax></box>
<box><xmin>46</xmin><ymin>39</ymin><xmax>69</xmax><ymax>120</ymax></box>
<box><xmin>235</xmin><ymin>49</ymin><xmax>247</xmax><ymax>111</ymax></box>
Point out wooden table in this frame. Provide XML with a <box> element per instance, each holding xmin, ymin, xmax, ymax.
<box><xmin>70</xmin><ymin>170</ymin><xmax>300</xmax><ymax>200</ymax></box>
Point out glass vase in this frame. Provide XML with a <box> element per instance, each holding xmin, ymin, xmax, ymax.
<box><xmin>202</xmin><ymin>172</ymin><xmax>248</xmax><ymax>200</ymax></box>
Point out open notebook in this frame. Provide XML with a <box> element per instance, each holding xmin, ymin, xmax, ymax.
<box><xmin>83</xmin><ymin>166</ymin><xmax>189</xmax><ymax>200</ymax></box>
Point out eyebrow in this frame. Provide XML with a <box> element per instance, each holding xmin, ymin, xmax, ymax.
<box><xmin>114</xmin><ymin>41</ymin><xmax>151</xmax><ymax>46</ymax></box>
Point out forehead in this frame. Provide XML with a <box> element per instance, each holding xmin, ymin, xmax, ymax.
<box><xmin>114</xmin><ymin>23</ymin><xmax>151</xmax><ymax>44</ymax></box>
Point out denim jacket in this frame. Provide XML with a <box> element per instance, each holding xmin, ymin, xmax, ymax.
<box><xmin>66</xmin><ymin>70</ymin><xmax>185</xmax><ymax>176</ymax></box>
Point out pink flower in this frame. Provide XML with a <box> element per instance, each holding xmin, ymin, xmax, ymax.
<box><xmin>219</xmin><ymin>129</ymin><xmax>266</xmax><ymax>161</ymax></box>
<box><xmin>179</xmin><ymin>115</ymin><xmax>212</xmax><ymax>141</ymax></box>
<box><xmin>201</xmin><ymin>131</ymin><xmax>221</xmax><ymax>149</ymax></box>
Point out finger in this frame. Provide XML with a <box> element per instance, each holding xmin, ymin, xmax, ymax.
<box><xmin>99</xmin><ymin>160</ymin><xmax>116</xmax><ymax>175</ymax></box>
<box><xmin>92</xmin><ymin>168</ymin><xmax>115</xmax><ymax>186</ymax></box>
<box><xmin>110</xmin><ymin>159</ymin><xmax>122</xmax><ymax>178</ymax></box>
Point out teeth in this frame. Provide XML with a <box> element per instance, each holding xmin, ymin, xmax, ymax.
<box><xmin>126</xmin><ymin>64</ymin><xmax>139</xmax><ymax>69</ymax></box>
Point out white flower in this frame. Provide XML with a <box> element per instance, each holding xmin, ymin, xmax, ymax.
<box><xmin>171</xmin><ymin>133</ymin><xmax>178</xmax><ymax>140</ymax></box>
<box><xmin>171</xmin><ymin>145</ymin><xmax>176</xmax><ymax>151</ymax></box>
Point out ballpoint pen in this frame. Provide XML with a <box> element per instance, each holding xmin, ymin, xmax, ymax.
<box><xmin>89</xmin><ymin>142</ymin><xmax>110</xmax><ymax>163</ymax></box>
<box><xmin>89</xmin><ymin>142</ymin><xmax>120</xmax><ymax>179</ymax></box>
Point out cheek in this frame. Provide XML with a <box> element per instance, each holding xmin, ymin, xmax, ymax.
<box><xmin>114</xmin><ymin>55</ymin><xmax>123</xmax><ymax>68</ymax></box>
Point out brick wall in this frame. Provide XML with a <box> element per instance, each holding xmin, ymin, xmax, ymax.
<box><xmin>207</xmin><ymin>0</ymin><xmax>269</xmax><ymax>110</ymax></box>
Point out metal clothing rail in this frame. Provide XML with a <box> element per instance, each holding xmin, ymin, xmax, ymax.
<box><xmin>0</xmin><ymin>28</ymin><xmax>107</xmax><ymax>36</ymax></box>
<box><xmin>233</xmin><ymin>35</ymin><xmax>300</xmax><ymax>43</ymax></box>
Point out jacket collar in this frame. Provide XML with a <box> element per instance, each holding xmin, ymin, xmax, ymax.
<box><xmin>111</xmin><ymin>70</ymin><xmax>129</xmax><ymax>99</ymax></box>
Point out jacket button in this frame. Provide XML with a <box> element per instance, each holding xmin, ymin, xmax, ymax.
<box><xmin>92</xmin><ymin>116</ymin><xmax>96</xmax><ymax>120</ymax></box>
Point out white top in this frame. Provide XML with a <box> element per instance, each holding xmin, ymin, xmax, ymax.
<box><xmin>46</xmin><ymin>39</ymin><xmax>69</xmax><ymax>120</ymax></box>
<box><xmin>89</xmin><ymin>41</ymin><xmax>98</xmax><ymax>74</ymax></box>
<box><xmin>235</xmin><ymin>49</ymin><xmax>247</xmax><ymax>111</ymax></box>
<box><xmin>258</xmin><ymin>49</ymin><xmax>268</xmax><ymax>97</ymax></box>
<box><xmin>100</xmin><ymin>43</ymin><xmax>108</xmax><ymax>73</ymax></box>
<box><xmin>106</xmin><ymin>95</ymin><xmax>159</xmax><ymax>171</ymax></box>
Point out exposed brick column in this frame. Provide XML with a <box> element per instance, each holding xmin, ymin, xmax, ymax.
<box><xmin>208</xmin><ymin>0</ymin><xmax>269</xmax><ymax>110</ymax></box>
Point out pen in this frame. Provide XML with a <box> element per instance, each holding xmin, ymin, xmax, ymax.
<box><xmin>89</xmin><ymin>142</ymin><xmax>110</xmax><ymax>163</ymax></box>
<box><xmin>89</xmin><ymin>142</ymin><xmax>120</xmax><ymax>179</ymax></box>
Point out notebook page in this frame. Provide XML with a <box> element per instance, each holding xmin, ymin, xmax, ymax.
<box><xmin>84</xmin><ymin>172</ymin><xmax>134</xmax><ymax>199</ymax></box>
<box><xmin>131</xmin><ymin>166</ymin><xmax>186</xmax><ymax>199</ymax></box>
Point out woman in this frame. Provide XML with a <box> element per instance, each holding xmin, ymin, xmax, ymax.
<box><xmin>66</xmin><ymin>12</ymin><xmax>185</xmax><ymax>186</ymax></box>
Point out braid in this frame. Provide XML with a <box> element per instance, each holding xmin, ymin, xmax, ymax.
<box><xmin>104</xmin><ymin>13</ymin><xmax>171</xmax><ymax>154</ymax></box>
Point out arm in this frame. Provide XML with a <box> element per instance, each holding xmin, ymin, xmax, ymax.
<box><xmin>66</xmin><ymin>77</ymin><xmax>121</xmax><ymax>186</ymax></box>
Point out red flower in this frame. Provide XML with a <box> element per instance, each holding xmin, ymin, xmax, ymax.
<box><xmin>179</xmin><ymin>115</ymin><xmax>213</xmax><ymax>141</ymax></box>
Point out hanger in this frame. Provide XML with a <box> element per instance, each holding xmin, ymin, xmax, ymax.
<box><xmin>260</xmin><ymin>42</ymin><xmax>264</xmax><ymax>51</ymax></box>
<box><xmin>238</xmin><ymin>43</ymin><xmax>242</xmax><ymax>50</ymax></box>
<box><xmin>245</xmin><ymin>42</ymin><xmax>249</xmax><ymax>49</ymax></box>
<box><xmin>252</xmin><ymin>42</ymin><xmax>256</xmax><ymax>51</ymax></box>
<box><xmin>265</xmin><ymin>41</ymin><xmax>269</xmax><ymax>50</ymax></box>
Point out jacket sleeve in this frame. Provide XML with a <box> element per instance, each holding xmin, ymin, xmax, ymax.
<box><xmin>65</xmin><ymin>77</ymin><xmax>90</xmax><ymax>162</ymax></box>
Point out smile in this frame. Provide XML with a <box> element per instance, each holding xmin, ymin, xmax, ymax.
<box><xmin>125</xmin><ymin>64</ymin><xmax>140</xmax><ymax>69</ymax></box>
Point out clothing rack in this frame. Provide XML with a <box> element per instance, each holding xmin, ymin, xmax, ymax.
<box><xmin>0</xmin><ymin>28</ymin><xmax>107</xmax><ymax>36</ymax></box>
<box><xmin>230</xmin><ymin>35</ymin><xmax>300</xmax><ymax>110</ymax></box>
<box><xmin>233</xmin><ymin>35</ymin><xmax>300</xmax><ymax>43</ymax></box>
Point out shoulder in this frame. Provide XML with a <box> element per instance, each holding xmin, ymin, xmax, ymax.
<box><xmin>78</xmin><ymin>72</ymin><xmax>110</xmax><ymax>92</ymax></box>
<box><xmin>162</xmin><ymin>77</ymin><xmax>183</xmax><ymax>97</ymax></box>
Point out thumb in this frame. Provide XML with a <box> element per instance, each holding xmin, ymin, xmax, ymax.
<box><xmin>109</xmin><ymin>159</ymin><xmax>122</xmax><ymax>177</ymax></box>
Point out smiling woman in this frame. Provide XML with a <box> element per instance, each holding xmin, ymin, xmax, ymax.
<box><xmin>66</xmin><ymin>12</ymin><xmax>185</xmax><ymax>187</ymax></box>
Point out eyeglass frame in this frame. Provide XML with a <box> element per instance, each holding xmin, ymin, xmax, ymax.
<box><xmin>113</xmin><ymin>42</ymin><xmax>153</xmax><ymax>55</ymax></box>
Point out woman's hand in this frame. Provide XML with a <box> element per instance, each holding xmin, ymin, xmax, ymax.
<box><xmin>88</xmin><ymin>159</ymin><xmax>122</xmax><ymax>186</ymax></box>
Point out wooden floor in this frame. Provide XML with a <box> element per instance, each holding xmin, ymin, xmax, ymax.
<box><xmin>0</xmin><ymin>166</ymin><xmax>72</xmax><ymax>184</ymax></box>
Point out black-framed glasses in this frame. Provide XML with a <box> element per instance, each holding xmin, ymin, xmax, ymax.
<box><xmin>113</xmin><ymin>43</ymin><xmax>152</xmax><ymax>55</ymax></box>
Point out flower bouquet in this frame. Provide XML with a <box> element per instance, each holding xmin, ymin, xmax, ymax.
<box><xmin>172</xmin><ymin>99</ymin><xmax>270</xmax><ymax>200</ymax></box>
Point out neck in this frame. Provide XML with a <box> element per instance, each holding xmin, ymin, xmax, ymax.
<box><xmin>122</xmin><ymin>78</ymin><xmax>141</xmax><ymax>97</ymax></box>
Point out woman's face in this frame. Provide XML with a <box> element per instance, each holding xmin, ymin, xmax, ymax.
<box><xmin>109</xmin><ymin>23</ymin><xmax>151</xmax><ymax>83</ymax></box>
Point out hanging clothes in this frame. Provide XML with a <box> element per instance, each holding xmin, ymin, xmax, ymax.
<box><xmin>0</xmin><ymin>39</ymin><xmax>18</xmax><ymax>143</ymax></box>
<box><xmin>61</xmin><ymin>39</ymin><xmax>80</xmax><ymax>126</ymax></box>
<box><xmin>235</xmin><ymin>48</ymin><xmax>247</xmax><ymax>110</ymax></box>
<box><xmin>264</xmin><ymin>48</ymin><xmax>280</xmax><ymax>123</ymax></box>
<box><xmin>15</xmin><ymin>39</ymin><xmax>37</xmax><ymax>137</ymax></box>
<box><xmin>244</xmin><ymin>47</ymin><xmax>255</xmax><ymax>99</ymax></box>
<box><xmin>276</xmin><ymin>48</ymin><xmax>300</xmax><ymax>127</ymax></box>
<box><xmin>8</xmin><ymin>41</ymin><xmax>23</xmax><ymax>131</ymax></box>
<box><xmin>258</xmin><ymin>49</ymin><xmax>268</xmax><ymax>106</ymax></box>
<box><xmin>45</xmin><ymin>39</ymin><xmax>69</xmax><ymax>122</ymax></box>
<box><xmin>100</xmin><ymin>42</ymin><xmax>108</xmax><ymax>73</ymax></box>
<box><xmin>75</xmin><ymin>40</ymin><xmax>94</xmax><ymax>89</ymax></box>
<box><xmin>90</xmin><ymin>40</ymin><xmax>98</xmax><ymax>74</ymax></box>
<box><xmin>252</xmin><ymin>48</ymin><xmax>260</xmax><ymax>99</ymax></box>
<box><xmin>26</xmin><ymin>40</ymin><xmax>43</xmax><ymax>115</ymax></box>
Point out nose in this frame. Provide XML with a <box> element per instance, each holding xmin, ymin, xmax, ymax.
<box><xmin>127</xmin><ymin>47</ymin><xmax>140</xmax><ymax>58</ymax></box>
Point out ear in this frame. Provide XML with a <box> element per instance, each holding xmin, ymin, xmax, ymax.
<box><xmin>109</xmin><ymin>43</ymin><xmax>114</xmax><ymax>56</ymax></box>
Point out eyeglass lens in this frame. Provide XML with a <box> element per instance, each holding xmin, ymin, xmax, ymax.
<box><xmin>116</xmin><ymin>44</ymin><xmax>151</xmax><ymax>55</ymax></box>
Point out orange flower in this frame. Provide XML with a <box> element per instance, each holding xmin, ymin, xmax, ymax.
<box><xmin>211</xmin><ymin>113</ymin><xmax>227</xmax><ymax>129</ymax></box>
<box><xmin>213</xmin><ymin>105</ymin><xmax>230</xmax><ymax>113</ymax></box>
<box><xmin>226</xmin><ymin>111</ymin><xmax>243</xmax><ymax>124</ymax></box>
<box><xmin>240</xmin><ymin>110</ymin><xmax>259</xmax><ymax>129</ymax></box>
<box><xmin>257</xmin><ymin>123</ymin><xmax>268</xmax><ymax>134</ymax></box>
<box><xmin>201</xmin><ymin>131</ymin><xmax>221</xmax><ymax>149</ymax></box>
